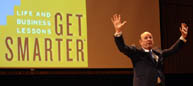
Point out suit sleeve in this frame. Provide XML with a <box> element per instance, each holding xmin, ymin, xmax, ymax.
<box><xmin>161</xmin><ymin>39</ymin><xmax>185</xmax><ymax>57</ymax></box>
<box><xmin>114</xmin><ymin>35</ymin><xmax>137</xmax><ymax>58</ymax></box>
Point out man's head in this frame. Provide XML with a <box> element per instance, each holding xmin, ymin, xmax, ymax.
<box><xmin>139</xmin><ymin>31</ymin><xmax>154</xmax><ymax>50</ymax></box>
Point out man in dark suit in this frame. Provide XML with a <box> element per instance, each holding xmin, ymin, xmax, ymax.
<box><xmin>111</xmin><ymin>14</ymin><xmax>188</xmax><ymax>86</ymax></box>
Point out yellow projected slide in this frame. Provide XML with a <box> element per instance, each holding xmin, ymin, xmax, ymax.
<box><xmin>0</xmin><ymin>0</ymin><xmax>88</xmax><ymax>68</ymax></box>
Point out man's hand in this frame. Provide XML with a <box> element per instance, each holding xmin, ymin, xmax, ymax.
<box><xmin>180</xmin><ymin>23</ymin><xmax>189</xmax><ymax>39</ymax></box>
<box><xmin>111</xmin><ymin>14</ymin><xmax>127</xmax><ymax>33</ymax></box>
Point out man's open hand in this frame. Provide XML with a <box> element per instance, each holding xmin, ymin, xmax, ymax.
<box><xmin>111</xmin><ymin>14</ymin><xmax>127</xmax><ymax>33</ymax></box>
<box><xmin>180</xmin><ymin>23</ymin><xmax>189</xmax><ymax>39</ymax></box>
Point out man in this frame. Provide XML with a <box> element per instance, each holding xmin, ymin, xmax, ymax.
<box><xmin>111</xmin><ymin>14</ymin><xmax>188</xmax><ymax>86</ymax></box>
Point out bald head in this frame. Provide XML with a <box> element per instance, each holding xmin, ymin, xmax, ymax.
<box><xmin>139</xmin><ymin>31</ymin><xmax>154</xmax><ymax>50</ymax></box>
<box><xmin>140</xmin><ymin>32</ymin><xmax>152</xmax><ymax>39</ymax></box>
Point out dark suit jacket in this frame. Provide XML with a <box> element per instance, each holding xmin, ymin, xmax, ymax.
<box><xmin>114</xmin><ymin>35</ymin><xmax>185</xmax><ymax>86</ymax></box>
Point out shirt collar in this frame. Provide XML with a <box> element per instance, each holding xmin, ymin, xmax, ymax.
<box><xmin>142</xmin><ymin>48</ymin><xmax>152</xmax><ymax>52</ymax></box>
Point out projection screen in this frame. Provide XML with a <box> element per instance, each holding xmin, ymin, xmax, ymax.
<box><xmin>0</xmin><ymin>0</ymin><xmax>160</xmax><ymax>68</ymax></box>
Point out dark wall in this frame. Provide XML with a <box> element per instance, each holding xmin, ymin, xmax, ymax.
<box><xmin>160</xmin><ymin>0</ymin><xmax>193</xmax><ymax>73</ymax></box>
